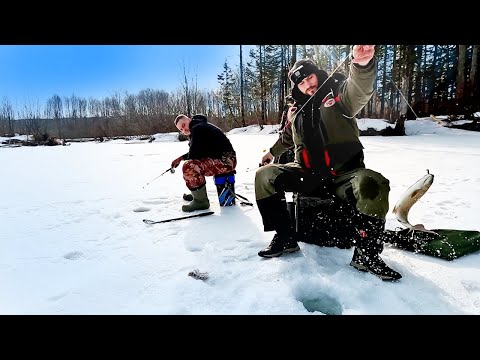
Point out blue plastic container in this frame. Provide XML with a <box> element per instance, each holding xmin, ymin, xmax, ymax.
<box><xmin>214</xmin><ymin>172</ymin><xmax>235</xmax><ymax>206</ymax></box>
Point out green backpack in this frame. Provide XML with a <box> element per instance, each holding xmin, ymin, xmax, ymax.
<box><xmin>384</xmin><ymin>228</ymin><xmax>480</xmax><ymax>261</ymax></box>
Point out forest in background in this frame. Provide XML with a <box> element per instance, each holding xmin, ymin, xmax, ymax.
<box><xmin>0</xmin><ymin>45</ymin><xmax>478</xmax><ymax>141</ymax></box>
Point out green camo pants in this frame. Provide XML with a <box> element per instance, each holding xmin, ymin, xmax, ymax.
<box><xmin>255</xmin><ymin>164</ymin><xmax>390</xmax><ymax>220</ymax></box>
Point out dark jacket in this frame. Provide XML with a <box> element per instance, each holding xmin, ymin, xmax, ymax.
<box><xmin>270</xmin><ymin>59</ymin><xmax>376</xmax><ymax>178</ymax></box>
<box><xmin>182</xmin><ymin>114</ymin><xmax>235</xmax><ymax>161</ymax></box>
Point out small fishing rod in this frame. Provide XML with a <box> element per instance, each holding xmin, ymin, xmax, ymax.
<box><xmin>142</xmin><ymin>167</ymin><xmax>175</xmax><ymax>189</ymax></box>
<box><xmin>246</xmin><ymin>158</ymin><xmax>272</xmax><ymax>172</ymax></box>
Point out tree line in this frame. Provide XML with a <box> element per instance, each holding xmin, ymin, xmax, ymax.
<box><xmin>1</xmin><ymin>45</ymin><xmax>478</xmax><ymax>140</ymax></box>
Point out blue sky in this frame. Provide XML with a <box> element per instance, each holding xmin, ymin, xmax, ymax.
<box><xmin>0</xmin><ymin>45</ymin><xmax>243</xmax><ymax>107</ymax></box>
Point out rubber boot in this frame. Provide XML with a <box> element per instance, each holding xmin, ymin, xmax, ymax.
<box><xmin>182</xmin><ymin>185</ymin><xmax>210</xmax><ymax>212</ymax></box>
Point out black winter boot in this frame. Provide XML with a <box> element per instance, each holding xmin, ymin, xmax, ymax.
<box><xmin>350</xmin><ymin>247</ymin><xmax>402</xmax><ymax>281</ymax></box>
<box><xmin>258</xmin><ymin>233</ymin><xmax>300</xmax><ymax>258</ymax></box>
<box><xmin>350</xmin><ymin>213</ymin><xmax>402</xmax><ymax>281</ymax></box>
<box><xmin>257</xmin><ymin>193</ymin><xmax>300</xmax><ymax>258</ymax></box>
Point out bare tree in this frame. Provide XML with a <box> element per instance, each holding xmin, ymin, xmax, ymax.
<box><xmin>21</xmin><ymin>99</ymin><xmax>44</xmax><ymax>140</ymax></box>
<box><xmin>45</xmin><ymin>94</ymin><xmax>64</xmax><ymax>138</ymax></box>
<box><xmin>291</xmin><ymin>45</ymin><xmax>297</xmax><ymax>67</ymax></box>
<box><xmin>64</xmin><ymin>96</ymin><xmax>72</xmax><ymax>119</ymax></box>
<box><xmin>78</xmin><ymin>97</ymin><xmax>87</xmax><ymax>119</ymax></box>
<box><xmin>414</xmin><ymin>45</ymin><xmax>423</xmax><ymax>113</ymax></box>
<box><xmin>88</xmin><ymin>97</ymin><xmax>102</xmax><ymax>118</ymax></box>
<box><xmin>0</xmin><ymin>96</ymin><xmax>15</xmax><ymax>135</ymax></box>
<box><xmin>456</xmin><ymin>45</ymin><xmax>467</xmax><ymax>102</ymax></box>
<box><xmin>380</xmin><ymin>45</ymin><xmax>388</xmax><ymax>118</ymax></box>
<box><xmin>469</xmin><ymin>45</ymin><xmax>478</xmax><ymax>97</ymax></box>
<box><xmin>70</xmin><ymin>94</ymin><xmax>80</xmax><ymax>122</ymax></box>
<box><xmin>389</xmin><ymin>45</ymin><xmax>398</xmax><ymax>120</ymax></box>
<box><xmin>400</xmin><ymin>75</ymin><xmax>409</xmax><ymax>117</ymax></box>
<box><xmin>240</xmin><ymin>45</ymin><xmax>246</xmax><ymax>127</ymax></box>
<box><xmin>181</xmin><ymin>61</ymin><xmax>192</xmax><ymax>117</ymax></box>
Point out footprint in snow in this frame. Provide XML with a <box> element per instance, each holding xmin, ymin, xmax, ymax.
<box><xmin>64</xmin><ymin>251</ymin><xmax>83</xmax><ymax>260</ymax></box>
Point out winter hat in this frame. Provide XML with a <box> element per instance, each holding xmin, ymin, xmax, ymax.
<box><xmin>289</xmin><ymin>59</ymin><xmax>331</xmax><ymax>104</ymax></box>
<box><xmin>288</xmin><ymin>59</ymin><xmax>319</xmax><ymax>85</ymax></box>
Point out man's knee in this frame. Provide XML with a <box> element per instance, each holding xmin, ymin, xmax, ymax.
<box><xmin>255</xmin><ymin>165</ymin><xmax>281</xmax><ymax>200</ymax></box>
<box><xmin>352</xmin><ymin>169</ymin><xmax>390</xmax><ymax>219</ymax></box>
<box><xmin>358</xmin><ymin>175</ymin><xmax>381</xmax><ymax>200</ymax></box>
<box><xmin>182</xmin><ymin>160</ymin><xmax>193</xmax><ymax>173</ymax></box>
<box><xmin>355</xmin><ymin>169</ymin><xmax>389</xmax><ymax>194</ymax></box>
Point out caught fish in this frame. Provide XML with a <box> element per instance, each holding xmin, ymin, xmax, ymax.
<box><xmin>392</xmin><ymin>170</ymin><xmax>437</xmax><ymax>234</ymax></box>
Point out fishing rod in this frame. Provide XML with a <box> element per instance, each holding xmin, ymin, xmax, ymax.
<box><xmin>142</xmin><ymin>167</ymin><xmax>175</xmax><ymax>189</ymax></box>
<box><xmin>235</xmin><ymin>193</ymin><xmax>254</xmax><ymax>206</ymax></box>
<box><xmin>246</xmin><ymin>158</ymin><xmax>272</xmax><ymax>172</ymax></box>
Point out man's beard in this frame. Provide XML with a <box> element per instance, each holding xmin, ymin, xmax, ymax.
<box><xmin>306</xmin><ymin>86</ymin><xmax>317</xmax><ymax>95</ymax></box>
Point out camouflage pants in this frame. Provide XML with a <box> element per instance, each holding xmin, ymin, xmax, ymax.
<box><xmin>183</xmin><ymin>155</ymin><xmax>236</xmax><ymax>190</ymax></box>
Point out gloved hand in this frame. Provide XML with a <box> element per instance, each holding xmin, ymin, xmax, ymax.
<box><xmin>260</xmin><ymin>152</ymin><xmax>273</xmax><ymax>166</ymax></box>
<box><xmin>352</xmin><ymin>45</ymin><xmax>375</xmax><ymax>66</ymax></box>
<box><xmin>286</xmin><ymin>106</ymin><xmax>297</xmax><ymax>123</ymax></box>
<box><xmin>171</xmin><ymin>156</ymin><xmax>183</xmax><ymax>169</ymax></box>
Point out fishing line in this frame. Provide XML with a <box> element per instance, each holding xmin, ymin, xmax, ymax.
<box><xmin>388</xmin><ymin>76</ymin><xmax>419</xmax><ymax>119</ymax></box>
